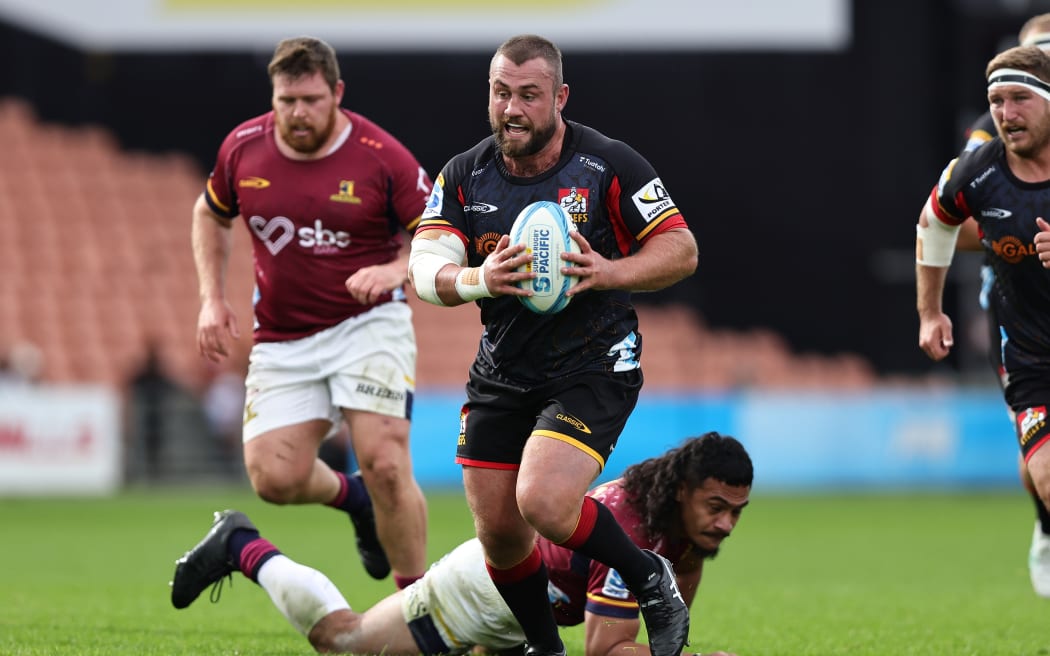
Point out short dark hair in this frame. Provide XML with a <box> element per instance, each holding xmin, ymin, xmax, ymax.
<box><xmin>622</xmin><ymin>432</ymin><xmax>753</xmax><ymax>541</ymax></box>
<box><xmin>268</xmin><ymin>36</ymin><xmax>340</xmax><ymax>91</ymax></box>
<box><xmin>987</xmin><ymin>44</ymin><xmax>1050</xmax><ymax>84</ymax></box>
<box><xmin>493</xmin><ymin>34</ymin><xmax>563</xmax><ymax>87</ymax></box>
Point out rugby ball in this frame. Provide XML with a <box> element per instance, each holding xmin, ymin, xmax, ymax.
<box><xmin>509</xmin><ymin>200</ymin><xmax>581</xmax><ymax>315</ymax></box>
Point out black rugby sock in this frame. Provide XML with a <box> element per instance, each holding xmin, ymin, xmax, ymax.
<box><xmin>487</xmin><ymin>547</ymin><xmax>564</xmax><ymax>652</ymax></box>
<box><xmin>1034</xmin><ymin>490</ymin><xmax>1050</xmax><ymax>535</ymax></box>
<box><xmin>562</xmin><ymin>496</ymin><xmax>655</xmax><ymax>590</ymax></box>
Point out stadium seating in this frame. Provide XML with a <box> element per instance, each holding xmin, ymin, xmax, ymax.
<box><xmin>0</xmin><ymin>96</ymin><xmax>877</xmax><ymax>393</ymax></box>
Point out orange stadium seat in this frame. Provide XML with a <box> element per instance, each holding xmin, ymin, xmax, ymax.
<box><xmin>0</xmin><ymin>96</ymin><xmax>877</xmax><ymax>394</ymax></box>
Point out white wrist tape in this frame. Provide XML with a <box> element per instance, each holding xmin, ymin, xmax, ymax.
<box><xmin>408</xmin><ymin>232</ymin><xmax>465</xmax><ymax>306</ymax></box>
<box><xmin>454</xmin><ymin>266</ymin><xmax>492</xmax><ymax>302</ymax></box>
<box><xmin>916</xmin><ymin>201</ymin><xmax>961</xmax><ymax>267</ymax></box>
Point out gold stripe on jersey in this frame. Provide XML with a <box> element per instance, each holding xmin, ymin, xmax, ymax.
<box><xmin>206</xmin><ymin>178</ymin><xmax>231</xmax><ymax>215</ymax></box>
<box><xmin>637</xmin><ymin>209</ymin><xmax>682</xmax><ymax>240</ymax></box>
<box><xmin>586</xmin><ymin>591</ymin><xmax>639</xmax><ymax>609</ymax></box>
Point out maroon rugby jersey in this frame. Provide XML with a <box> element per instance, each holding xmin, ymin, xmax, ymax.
<box><xmin>204</xmin><ymin>109</ymin><xmax>432</xmax><ymax>342</ymax></box>
<box><xmin>538</xmin><ymin>479</ymin><xmax>692</xmax><ymax>625</ymax></box>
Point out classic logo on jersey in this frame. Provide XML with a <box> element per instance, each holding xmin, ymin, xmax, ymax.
<box><xmin>559</xmin><ymin>187</ymin><xmax>589</xmax><ymax>224</ymax></box>
<box><xmin>1019</xmin><ymin>406</ymin><xmax>1048</xmax><ymax>447</ymax></box>
<box><xmin>465</xmin><ymin>201</ymin><xmax>499</xmax><ymax>214</ymax></box>
<box><xmin>330</xmin><ymin>180</ymin><xmax>362</xmax><ymax>204</ymax></box>
<box><xmin>238</xmin><ymin>176</ymin><xmax>270</xmax><ymax>189</ymax></box>
<box><xmin>474</xmin><ymin>232</ymin><xmax>503</xmax><ymax>256</ymax></box>
<box><xmin>980</xmin><ymin>207</ymin><xmax>1012</xmax><ymax>219</ymax></box>
<box><xmin>991</xmin><ymin>235</ymin><xmax>1035</xmax><ymax>264</ymax></box>
<box><xmin>601</xmin><ymin>569</ymin><xmax>630</xmax><ymax>600</ymax></box>
<box><xmin>631</xmin><ymin>178</ymin><xmax>675</xmax><ymax>223</ymax></box>
<box><xmin>556</xmin><ymin>412</ymin><xmax>591</xmax><ymax>434</ymax></box>
<box><xmin>248</xmin><ymin>215</ymin><xmax>296</xmax><ymax>255</ymax></box>
<box><xmin>422</xmin><ymin>174</ymin><xmax>445</xmax><ymax>219</ymax></box>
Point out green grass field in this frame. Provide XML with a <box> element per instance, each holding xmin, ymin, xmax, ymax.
<box><xmin>1</xmin><ymin>487</ymin><xmax>1048</xmax><ymax>655</ymax></box>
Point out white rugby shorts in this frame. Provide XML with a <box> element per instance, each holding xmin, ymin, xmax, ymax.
<box><xmin>401</xmin><ymin>538</ymin><xmax>524</xmax><ymax>654</ymax></box>
<box><xmin>242</xmin><ymin>302</ymin><xmax>416</xmax><ymax>442</ymax></box>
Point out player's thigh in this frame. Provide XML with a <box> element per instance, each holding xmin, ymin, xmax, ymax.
<box><xmin>341</xmin><ymin>408</ymin><xmax>411</xmax><ymax>466</ymax></box>
<box><xmin>326</xmin><ymin>303</ymin><xmax>417</xmax><ymax>420</ymax></box>
<box><xmin>531</xmin><ymin>369</ymin><xmax>642</xmax><ymax>473</ymax></box>
<box><xmin>244</xmin><ymin>340</ymin><xmax>341</xmax><ymax>442</ymax></box>
<box><xmin>463</xmin><ymin>467</ymin><xmax>532</xmax><ymax>550</ymax></box>
<box><xmin>244</xmin><ymin>418</ymin><xmax>332</xmax><ymax>483</ymax></box>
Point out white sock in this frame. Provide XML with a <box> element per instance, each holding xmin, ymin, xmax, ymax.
<box><xmin>256</xmin><ymin>555</ymin><xmax>351</xmax><ymax>635</ymax></box>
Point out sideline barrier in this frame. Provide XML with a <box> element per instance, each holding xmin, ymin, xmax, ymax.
<box><xmin>0</xmin><ymin>385</ymin><xmax>122</xmax><ymax>494</ymax></box>
<box><xmin>0</xmin><ymin>386</ymin><xmax>1016</xmax><ymax>494</ymax></box>
<box><xmin>410</xmin><ymin>388</ymin><xmax>1018</xmax><ymax>491</ymax></box>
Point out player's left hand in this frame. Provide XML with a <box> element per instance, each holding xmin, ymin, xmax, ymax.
<box><xmin>1035</xmin><ymin>217</ymin><xmax>1050</xmax><ymax>269</ymax></box>
<box><xmin>562</xmin><ymin>230</ymin><xmax>613</xmax><ymax>296</ymax></box>
<box><xmin>345</xmin><ymin>263</ymin><xmax>406</xmax><ymax>305</ymax></box>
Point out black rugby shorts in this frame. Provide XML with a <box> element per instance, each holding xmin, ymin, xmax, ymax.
<box><xmin>456</xmin><ymin>368</ymin><xmax>642</xmax><ymax>470</ymax></box>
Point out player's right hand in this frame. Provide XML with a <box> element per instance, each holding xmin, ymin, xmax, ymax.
<box><xmin>918</xmin><ymin>313</ymin><xmax>953</xmax><ymax>361</ymax></box>
<box><xmin>483</xmin><ymin>234</ymin><xmax>534</xmax><ymax>298</ymax></box>
<box><xmin>1035</xmin><ymin>217</ymin><xmax>1050</xmax><ymax>269</ymax></box>
<box><xmin>197</xmin><ymin>298</ymin><xmax>240</xmax><ymax>363</ymax></box>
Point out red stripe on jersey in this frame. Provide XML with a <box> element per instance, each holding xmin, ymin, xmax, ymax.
<box><xmin>605</xmin><ymin>177</ymin><xmax>635</xmax><ymax>256</ymax></box>
<box><xmin>928</xmin><ymin>186</ymin><xmax>967</xmax><ymax>226</ymax></box>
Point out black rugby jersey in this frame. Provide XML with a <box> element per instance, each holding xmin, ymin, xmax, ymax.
<box><xmin>932</xmin><ymin>138</ymin><xmax>1050</xmax><ymax>370</ymax></box>
<box><xmin>417</xmin><ymin>121</ymin><xmax>687</xmax><ymax>385</ymax></box>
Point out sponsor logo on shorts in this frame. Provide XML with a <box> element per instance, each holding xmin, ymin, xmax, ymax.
<box><xmin>556</xmin><ymin>412</ymin><xmax>591</xmax><ymax>434</ymax></box>
<box><xmin>330</xmin><ymin>180</ymin><xmax>362</xmax><ymax>205</ymax></box>
<box><xmin>1019</xmin><ymin>406</ymin><xmax>1047</xmax><ymax>447</ymax></box>
<box><xmin>355</xmin><ymin>383</ymin><xmax>405</xmax><ymax>402</ymax></box>
<box><xmin>601</xmin><ymin>569</ymin><xmax>630</xmax><ymax>600</ymax></box>
<box><xmin>458</xmin><ymin>406</ymin><xmax>468</xmax><ymax>446</ymax></box>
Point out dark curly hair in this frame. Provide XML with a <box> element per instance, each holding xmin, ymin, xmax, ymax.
<box><xmin>621</xmin><ymin>432</ymin><xmax>753</xmax><ymax>541</ymax></box>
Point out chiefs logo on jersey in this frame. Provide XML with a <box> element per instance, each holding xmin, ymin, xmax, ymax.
<box><xmin>558</xmin><ymin>187</ymin><xmax>589</xmax><ymax>224</ymax></box>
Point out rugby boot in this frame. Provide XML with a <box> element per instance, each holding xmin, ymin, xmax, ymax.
<box><xmin>348</xmin><ymin>471</ymin><xmax>391</xmax><ymax>580</ymax></box>
<box><xmin>170</xmin><ymin>509</ymin><xmax>255</xmax><ymax>609</ymax></box>
<box><xmin>634</xmin><ymin>550</ymin><xmax>690</xmax><ymax>656</ymax></box>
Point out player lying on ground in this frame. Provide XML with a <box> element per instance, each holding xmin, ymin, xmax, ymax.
<box><xmin>170</xmin><ymin>432</ymin><xmax>751</xmax><ymax>655</ymax></box>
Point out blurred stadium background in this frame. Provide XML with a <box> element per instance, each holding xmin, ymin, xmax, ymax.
<box><xmin>0</xmin><ymin>0</ymin><xmax>1041</xmax><ymax>494</ymax></box>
